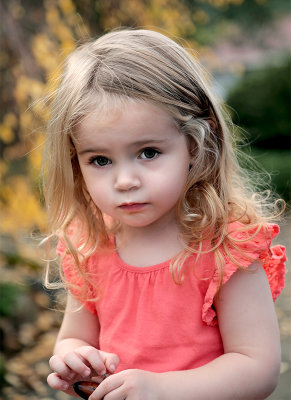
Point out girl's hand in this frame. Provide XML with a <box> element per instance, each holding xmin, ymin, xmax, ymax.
<box><xmin>47</xmin><ymin>346</ymin><xmax>119</xmax><ymax>394</ymax></box>
<box><xmin>88</xmin><ymin>369</ymin><xmax>161</xmax><ymax>400</ymax></box>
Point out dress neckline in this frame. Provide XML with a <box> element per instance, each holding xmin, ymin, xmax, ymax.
<box><xmin>108</xmin><ymin>236</ymin><xmax>174</xmax><ymax>273</ymax></box>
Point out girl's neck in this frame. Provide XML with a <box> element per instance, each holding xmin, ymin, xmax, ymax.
<box><xmin>115</xmin><ymin>216</ymin><xmax>185</xmax><ymax>267</ymax></box>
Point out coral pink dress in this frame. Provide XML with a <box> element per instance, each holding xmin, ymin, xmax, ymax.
<box><xmin>57</xmin><ymin>223</ymin><xmax>286</xmax><ymax>373</ymax></box>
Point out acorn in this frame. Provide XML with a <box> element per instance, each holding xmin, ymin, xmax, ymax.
<box><xmin>73</xmin><ymin>381</ymin><xmax>100</xmax><ymax>399</ymax></box>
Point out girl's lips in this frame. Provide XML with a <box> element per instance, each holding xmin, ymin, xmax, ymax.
<box><xmin>119</xmin><ymin>202</ymin><xmax>147</xmax><ymax>211</ymax></box>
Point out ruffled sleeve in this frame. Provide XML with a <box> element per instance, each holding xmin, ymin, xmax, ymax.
<box><xmin>202</xmin><ymin>223</ymin><xmax>287</xmax><ymax>326</ymax></box>
<box><xmin>56</xmin><ymin>227</ymin><xmax>98</xmax><ymax>315</ymax></box>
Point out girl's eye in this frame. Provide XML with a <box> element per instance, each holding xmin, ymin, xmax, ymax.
<box><xmin>140</xmin><ymin>148</ymin><xmax>160</xmax><ymax>160</ymax></box>
<box><xmin>90</xmin><ymin>156</ymin><xmax>111</xmax><ymax>167</ymax></box>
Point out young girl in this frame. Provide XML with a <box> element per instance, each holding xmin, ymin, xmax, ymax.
<box><xmin>44</xmin><ymin>29</ymin><xmax>286</xmax><ymax>399</ymax></box>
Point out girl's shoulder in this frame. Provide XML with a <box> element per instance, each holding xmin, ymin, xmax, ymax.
<box><xmin>55</xmin><ymin>222</ymin><xmax>116</xmax><ymax>314</ymax></box>
<box><xmin>226</xmin><ymin>220</ymin><xmax>280</xmax><ymax>247</ymax></box>
<box><xmin>56</xmin><ymin>224</ymin><xmax>115</xmax><ymax>272</ymax></box>
<box><xmin>202</xmin><ymin>221</ymin><xmax>287</xmax><ymax>326</ymax></box>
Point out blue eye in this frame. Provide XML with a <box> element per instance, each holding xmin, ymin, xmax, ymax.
<box><xmin>90</xmin><ymin>156</ymin><xmax>111</xmax><ymax>167</ymax></box>
<box><xmin>140</xmin><ymin>148</ymin><xmax>160</xmax><ymax>159</ymax></box>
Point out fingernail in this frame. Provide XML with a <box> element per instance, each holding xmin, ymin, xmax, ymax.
<box><xmin>109</xmin><ymin>364</ymin><xmax>116</xmax><ymax>372</ymax></box>
<box><xmin>82</xmin><ymin>368</ymin><xmax>91</xmax><ymax>377</ymax></box>
<box><xmin>63</xmin><ymin>382</ymin><xmax>69</xmax><ymax>390</ymax></box>
<box><xmin>100</xmin><ymin>369</ymin><xmax>106</xmax><ymax>376</ymax></box>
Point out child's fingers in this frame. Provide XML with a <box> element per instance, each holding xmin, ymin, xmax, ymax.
<box><xmin>89</xmin><ymin>373</ymin><xmax>123</xmax><ymax>400</ymax></box>
<box><xmin>49</xmin><ymin>354</ymin><xmax>74</xmax><ymax>380</ymax></box>
<box><xmin>49</xmin><ymin>347</ymin><xmax>119</xmax><ymax>386</ymax></box>
<box><xmin>47</xmin><ymin>372</ymin><xmax>70</xmax><ymax>392</ymax></box>
<box><xmin>63</xmin><ymin>351</ymin><xmax>92</xmax><ymax>378</ymax></box>
<box><xmin>99</xmin><ymin>351</ymin><xmax>120</xmax><ymax>373</ymax></box>
<box><xmin>76</xmin><ymin>346</ymin><xmax>109</xmax><ymax>376</ymax></box>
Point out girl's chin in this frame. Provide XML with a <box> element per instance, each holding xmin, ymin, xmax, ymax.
<box><xmin>118</xmin><ymin>217</ymin><xmax>157</xmax><ymax>229</ymax></box>
<box><xmin>118</xmin><ymin>216</ymin><xmax>172</xmax><ymax>230</ymax></box>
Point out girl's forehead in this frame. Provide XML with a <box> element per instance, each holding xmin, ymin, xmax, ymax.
<box><xmin>72</xmin><ymin>95</ymin><xmax>128</xmax><ymax>139</ymax></box>
<box><xmin>74</xmin><ymin>97</ymin><xmax>176</xmax><ymax>136</ymax></box>
<box><xmin>80</xmin><ymin>105</ymin><xmax>122</xmax><ymax>130</ymax></box>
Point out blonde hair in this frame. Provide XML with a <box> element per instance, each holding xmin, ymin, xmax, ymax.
<box><xmin>43</xmin><ymin>29</ymin><xmax>282</xmax><ymax>292</ymax></box>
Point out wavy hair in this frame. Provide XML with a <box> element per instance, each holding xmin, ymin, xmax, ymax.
<box><xmin>43</xmin><ymin>29</ymin><xmax>282</xmax><ymax>293</ymax></box>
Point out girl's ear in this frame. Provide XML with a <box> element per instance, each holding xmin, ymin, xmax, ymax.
<box><xmin>189</xmin><ymin>152</ymin><xmax>195</xmax><ymax>168</ymax></box>
<box><xmin>69</xmin><ymin>137</ymin><xmax>77</xmax><ymax>158</ymax></box>
<box><xmin>187</xmin><ymin>137</ymin><xmax>196</xmax><ymax>167</ymax></box>
<box><xmin>206</xmin><ymin>118</ymin><xmax>217</xmax><ymax>132</ymax></box>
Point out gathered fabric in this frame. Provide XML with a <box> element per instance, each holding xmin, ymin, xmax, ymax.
<box><xmin>57</xmin><ymin>222</ymin><xmax>286</xmax><ymax>373</ymax></box>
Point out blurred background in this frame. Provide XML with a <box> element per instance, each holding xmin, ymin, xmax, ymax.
<box><xmin>0</xmin><ymin>0</ymin><xmax>290</xmax><ymax>399</ymax></box>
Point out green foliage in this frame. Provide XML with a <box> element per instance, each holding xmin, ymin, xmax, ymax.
<box><xmin>227</xmin><ymin>58</ymin><xmax>291</xmax><ymax>149</ymax></box>
<box><xmin>184</xmin><ymin>0</ymin><xmax>290</xmax><ymax>44</ymax></box>
<box><xmin>248</xmin><ymin>148</ymin><xmax>291</xmax><ymax>201</ymax></box>
<box><xmin>215</xmin><ymin>0</ymin><xmax>289</xmax><ymax>29</ymax></box>
<box><xmin>226</xmin><ymin>59</ymin><xmax>291</xmax><ymax>200</ymax></box>
<box><xmin>1</xmin><ymin>250</ymin><xmax>41</xmax><ymax>270</ymax></box>
<box><xmin>0</xmin><ymin>282</ymin><xmax>21</xmax><ymax>317</ymax></box>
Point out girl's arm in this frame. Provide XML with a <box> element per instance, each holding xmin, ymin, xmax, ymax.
<box><xmin>47</xmin><ymin>294</ymin><xmax>119</xmax><ymax>396</ymax></box>
<box><xmin>90</xmin><ymin>261</ymin><xmax>281</xmax><ymax>400</ymax></box>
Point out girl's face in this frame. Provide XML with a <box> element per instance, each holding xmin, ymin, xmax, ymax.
<box><xmin>74</xmin><ymin>100</ymin><xmax>191</xmax><ymax>231</ymax></box>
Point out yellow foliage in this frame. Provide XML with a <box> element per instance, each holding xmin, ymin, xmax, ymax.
<box><xmin>67</xmin><ymin>13</ymin><xmax>89</xmax><ymax>38</ymax></box>
<box><xmin>60</xmin><ymin>38</ymin><xmax>75</xmax><ymax>53</ymax></box>
<box><xmin>14</xmin><ymin>76</ymin><xmax>45</xmax><ymax>105</ymax></box>
<box><xmin>31</xmin><ymin>33</ymin><xmax>60</xmax><ymax>73</ymax></box>
<box><xmin>146</xmin><ymin>0</ymin><xmax>194</xmax><ymax>36</ymax></box>
<box><xmin>58</xmin><ymin>26</ymin><xmax>75</xmax><ymax>52</ymax></box>
<box><xmin>122</xmin><ymin>0</ymin><xmax>146</xmax><ymax>16</ymax></box>
<box><xmin>28</xmin><ymin>134</ymin><xmax>45</xmax><ymax>175</ymax></box>
<box><xmin>193</xmin><ymin>9</ymin><xmax>209</xmax><ymax>25</ymax></box>
<box><xmin>45</xmin><ymin>2</ymin><xmax>60</xmax><ymax>27</ymax></box>
<box><xmin>5</xmin><ymin>113</ymin><xmax>17</xmax><ymax>128</ymax></box>
<box><xmin>0</xmin><ymin>161</ymin><xmax>8</xmax><ymax>180</ymax></box>
<box><xmin>58</xmin><ymin>0</ymin><xmax>76</xmax><ymax>15</ymax></box>
<box><xmin>44</xmin><ymin>1</ymin><xmax>75</xmax><ymax>52</ymax></box>
<box><xmin>101</xmin><ymin>0</ymin><xmax>195</xmax><ymax>39</ymax></box>
<box><xmin>0</xmin><ymin>0</ymin><xmax>90</xmax><ymax>239</ymax></box>
<box><xmin>29</xmin><ymin>80</ymin><xmax>46</xmax><ymax>100</ymax></box>
<box><xmin>0</xmin><ymin>125</ymin><xmax>14</xmax><ymax>144</ymax></box>
<box><xmin>20</xmin><ymin>112</ymin><xmax>33</xmax><ymax>132</ymax></box>
<box><xmin>0</xmin><ymin>177</ymin><xmax>47</xmax><ymax>234</ymax></box>
<box><xmin>0</xmin><ymin>113</ymin><xmax>17</xmax><ymax>144</ymax></box>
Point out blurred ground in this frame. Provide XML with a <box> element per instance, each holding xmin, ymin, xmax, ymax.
<box><xmin>1</xmin><ymin>217</ymin><xmax>290</xmax><ymax>400</ymax></box>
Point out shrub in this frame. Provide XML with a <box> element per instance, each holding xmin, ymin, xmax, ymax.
<box><xmin>226</xmin><ymin>58</ymin><xmax>291</xmax><ymax>200</ymax></box>
<box><xmin>227</xmin><ymin>58</ymin><xmax>290</xmax><ymax>149</ymax></box>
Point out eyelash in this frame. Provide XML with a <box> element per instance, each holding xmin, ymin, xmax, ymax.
<box><xmin>88</xmin><ymin>147</ymin><xmax>161</xmax><ymax>167</ymax></box>
<box><xmin>139</xmin><ymin>147</ymin><xmax>161</xmax><ymax>159</ymax></box>
<box><xmin>88</xmin><ymin>155</ymin><xmax>111</xmax><ymax>167</ymax></box>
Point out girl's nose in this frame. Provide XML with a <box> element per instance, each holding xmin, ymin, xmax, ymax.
<box><xmin>113</xmin><ymin>166</ymin><xmax>141</xmax><ymax>191</ymax></box>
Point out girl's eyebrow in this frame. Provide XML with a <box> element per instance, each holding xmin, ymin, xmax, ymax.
<box><xmin>132</xmin><ymin>138</ymin><xmax>167</xmax><ymax>146</ymax></box>
<box><xmin>78</xmin><ymin>139</ymin><xmax>167</xmax><ymax>155</ymax></box>
<box><xmin>78</xmin><ymin>147</ymin><xmax>110</xmax><ymax>155</ymax></box>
